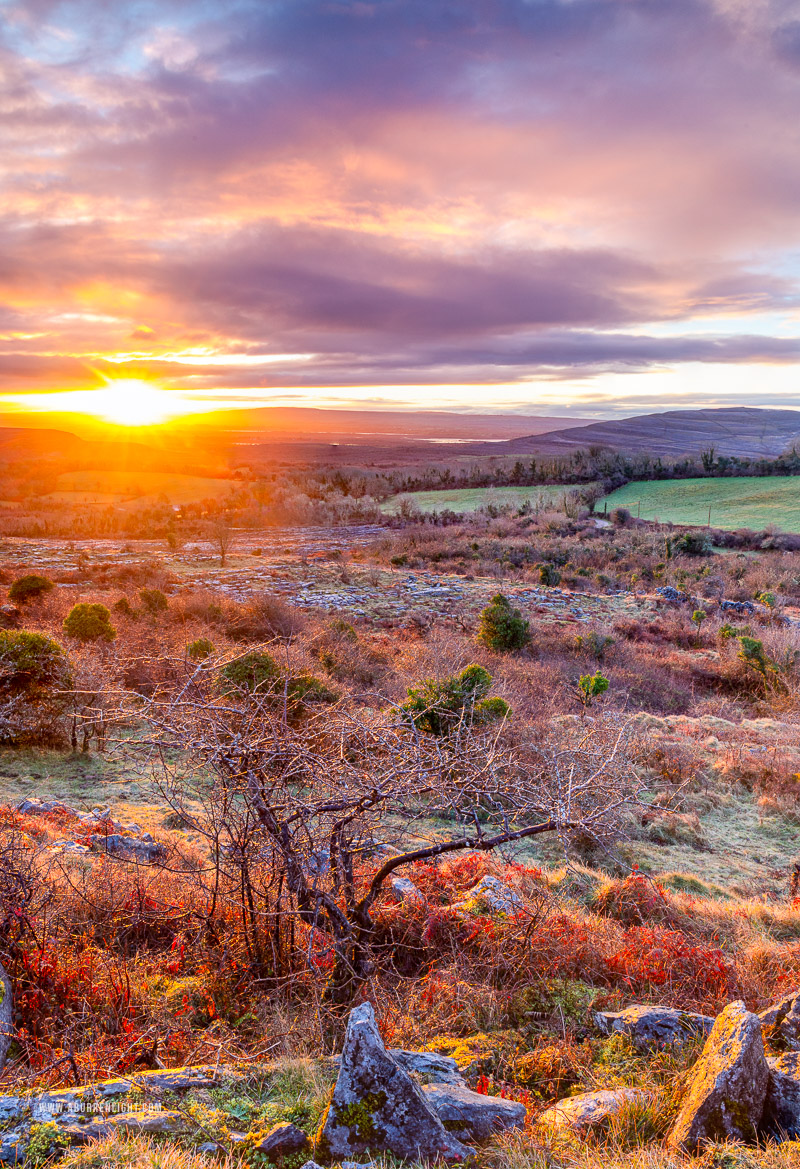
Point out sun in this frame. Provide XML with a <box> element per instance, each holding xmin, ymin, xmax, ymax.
<box><xmin>94</xmin><ymin>379</ymin><xmax>176</xmax><ymax>426</ymax></box>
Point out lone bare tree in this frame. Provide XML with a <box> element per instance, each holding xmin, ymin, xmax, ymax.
<box><xmin>207</xmin><ymin>515</ymin><xmax>237</xmax><ymax>567</ymax></box>
<box><xmin>137</xmin><ymin>657</ymin><xmax>644</xmax><ymax>1005</ymax></box>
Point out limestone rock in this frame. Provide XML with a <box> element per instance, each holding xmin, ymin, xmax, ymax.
<box><xmin>763</xmin><ymin>1052</ymin><xmax>800</xmax><ymax>1139</ymax></box>
<box><xmin>299</xmin><ymin>1163</ymin><xmax>325</xmax><ymax>1169</ymax></box>
<box><xmin>668</xmin><ymin>1000</ymin><xmax>769</xmax><ymax>1152</ymax></box>
<box><xmin>389</xmin><ymin>877</ymin><xmax>424</xmax><ymax>905</ymax></box>
<box><xmin>595</xmin><ymin>1005</ymin><xmax>714</xmax><ymax>1050</ymax></box>
<box><xmin>760</xmin><ymin>991</ymin><xmax>800</xmax><ymax>1052</ymax></box>
<box><xmin>454</xmin><ymin>875</ymin><xmax>522</xmax><ymax>915</ymax></box>
<box><xmin>0</xmin><ymin>1130</ymin><xmax>26</xmax><ymax>1165</ymax></box>
<box><xmin>58</xmin><ymin>1109</ymin><xmax>186</xmax><ymax>1143</ymax></box>
<box><xmin>89</xmin><ymin>833</ymin><xmax>167</xmax><ymax>863</ymax></box>
<box><xmin>422</xmin><ymin>1083</ymin><xmax>525</xmax><ymax>1140</ymax></box>
<box><xmin>537</xmin><ymin>1088</ymin><xmax>649</xmax><ymax>1136</ymax></box>
<box><xmin>251</xmin><ymin>1121</ymin><xmax>310</xmax><ymax>1159</ymax></box>
<box><xmin>316</xmin><ymin>1002</ymin><xmax>471</xmax><ymax>1162</ymax></box>
<box><xmin>391</xmin><ymin>1050</ymin><xmax>466</xmax><ymax>1086</ymax></box>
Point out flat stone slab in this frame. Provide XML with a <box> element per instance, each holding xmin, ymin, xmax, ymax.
<box><xmin>537</xmin><ymin>1088</ymin><xmax>650</xmax><ymax>1135</ymax></box>
<box><xmin>595</xmin><ymin>1005</ymin><xmax>714</xmax><ymax>1049</ymax></box>
<box><xmin>422</xmin><ymin>1083</ymin><xmax>525</xmax><ymax>1140</ymax></box>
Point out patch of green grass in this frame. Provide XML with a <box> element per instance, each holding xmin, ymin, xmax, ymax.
<box><xmin>602</xmin><ymin>476</ymin><xmax>800</xmax><ymax>532</ymax></box>
<box><xmin>381</xmin><ymin>484</ymin><xmax>585</xmax><ymax>515</ymax></box>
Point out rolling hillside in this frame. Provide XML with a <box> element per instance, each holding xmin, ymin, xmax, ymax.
<box><xmin>487</xmin><ymin>406</ymin><xmax>800</xmax><ymax>460</ymax></box>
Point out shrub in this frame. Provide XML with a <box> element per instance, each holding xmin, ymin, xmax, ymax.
<box><xmin>478</xmin><ymin>594</ymin><xmax>530</xmax><ymax>652</ymax></box>
<box><xmin>224</xmin><ymin>593</ymin><xmax>302</xmax><ymax>642</ymax></box>
<box><xmin>113</xmin><ymin>597</ymin><xmax>137</xmax><ymax>618</ymax></box>
<box><xmin>220</xmin><ymin>650</ymin><xmax>281</xmax><ymax>692</ymax></box>
<box><xmin>674</xmin><ymin>531</ymin><xmax>712</xmax><ymax>557</ymax></box>
<box><xmin>63</xmin><ymin>603</ymin><xmax>116</xmax><ymax>643</ymax></box>
<box><xmin>220</xmin><ymin>651</ymin><xmax>337</xmax><ymax>710</ymax></box>
<box><xmin>574</xmin><ymin>630</ymin><xmax>614</xmax><ymax>660</ymax></box>
<box><xmin>537</xmin><ymin>562</ymin><xmax>562</xmax><ymax>587</ymax></box>
<box><xmin>187</xmin><ymin>638</ymin><xmax>214</xmax><ymax>662</ymax></box>
<box><xmin>578</xmin><ymin>671</ymin><xmax>609</xmax><ymax>708</ymax></box>
<box><xmin>0</xmin><ymin>630</ymin><xmax>70</xmax><ymax>698</ymax></box>
<box><xmin>140</xmin><ymin>588</ymin><xmax>168</xmax><ymax>614</ymax></box>
<box><xmin>610</xmin><ymin>507</ymin><xmax>631</xmax><ymax>527</ymax></box>
<box><xmin>738</xmin><ymin>635</ymin><xmax>781</xmax><ymax>689</ymax></box>
<box><xmin>9</xmin><ymin>574</ymin><xmax>54</xmax><ymax>604</ymax></box>
<box><xmin>0</xmin><ymin>630</ymin><xmax>71</xmax><ymax>744</ymax></box>
<box><xmin>401</xmin><ymin>664</ymin><xmax>511</xmax><ymax>736</ymax></box>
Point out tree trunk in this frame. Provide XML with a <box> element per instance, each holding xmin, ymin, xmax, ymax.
<box><xmin>0</xmin><ymin>958</ymin><xmax>12</xmax><ymax>1076</ymax></box>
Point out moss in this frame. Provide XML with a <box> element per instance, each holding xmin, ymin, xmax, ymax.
<box><xmin>26</xmin><ymin>1122</ymin><xmax>70</xmax><ymax>1168</ymax></box>
<box><xmin>334</xmin><ymin>1091</ymin><xmax>388</xmax><ymax>1143</ymax></box>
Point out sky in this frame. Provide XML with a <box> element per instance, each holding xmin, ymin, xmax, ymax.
<box><xmin>2</xmin><ymin>0</ymin><xmax>800</xmax><ymax>421</ymax></box>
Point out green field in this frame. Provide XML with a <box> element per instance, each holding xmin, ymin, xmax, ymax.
<box><xmin>42</xmin><ymin>470</ymin><xmax>236</xmax><ymax>507</ymax></box>
<box><xmin>602</xmin><ymin>475</ymin><xmax>800</xmax><ymax>532</ymax></box>
<box><xmin>382</xmin><ymin>484</ymin><xmax>581</xmax><ymax>515</ymax></box>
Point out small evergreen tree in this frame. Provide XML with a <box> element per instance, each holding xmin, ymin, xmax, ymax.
<box><xmin>578</xmin><ymin>671</ymin><xmax>609</xmax><ymax>709</ymax></box>
<box><xmin>478</xmin><ymin>594</ymin><xmax>530</xmax><ymax>651</ymax></box>
<box><xmin>401</xmin><ymin>663</ymin><xmax>511</xmax><ymax>736</ymax></box>
<box><xmin>63</xmin><ymin>603</ymin><xmax>116</xmax><ymax>643</ymax></box>
<box><xmin>140</xmin><ymin>588</ymin><xmax>168</xmax><ymax>614</ymax></box>
<box><xmin>9</xmin><ymin>575</ymin><xmax>53</xmax><ymax>604</ymax></box>
<box><xmin>188</xmin><ymin>637</ymin><xmax>214</xmax><ymax>662</ymax></box>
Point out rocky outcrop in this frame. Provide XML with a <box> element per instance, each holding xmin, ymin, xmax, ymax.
<box><xmin>251</xmin><ymin>1122</ymin><xmax>310</xmax><ymax>1159</ymax></box>
<box><xmin>595</xmin><ymin>1005</ymin><xmax>714</xmax><ymax>1050</ymax></box>
<box><xmin>389</xmin><ymin>877</ymin><xmax>424</xmax><ymax>904</ymax></box>
<box><xmin>668</xmin><ymin>1000</ymin><xmax>769</xmax><ymax>1152</ymax></box>
<box><xmin>760</xmin><ymin>991</ymin><xmax>800</xmax><ymax>1052</ymax></box>
<box><xmin>422</xmin><ymin>1084</ymin><xmax>525</xmax><ymax>1141</ymax></box>
<box><xmin>763</xmin><ymin>1052</ymin><xmax>800</xmax><ymax>1139</ymax></box>
<box><xmin>537</xmin><ymin>1088</ymin><xmax>650</xmax><ymax>1136</ymax></box>
<box><xmin>316</xmin><ymin>1003</ymin><xmax>472</xmax><ymax>1162</ymax></box>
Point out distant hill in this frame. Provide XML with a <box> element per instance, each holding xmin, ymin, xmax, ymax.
<box><xmin>487</xmin><ymin>407</ymin><xmax>800</xmax><ymax>460</ymax></box>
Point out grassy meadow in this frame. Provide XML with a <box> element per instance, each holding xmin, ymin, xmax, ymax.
<box><xmin>602</xmin><ymin>475</ymin><xmax>800</xmax><ymax>531</ymax></box>
<box><xmin>382</xmin><ymin>483</ymin><xmax>580</xmax><ymax>514</ymax></box>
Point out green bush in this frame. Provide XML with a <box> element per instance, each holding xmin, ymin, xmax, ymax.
<box><xmin>220</xmin><ymin>651</ymin><xmax>336</xmax><ymax>711</ymax></box>
<box><xmin>113</xmin><ymin>596</ymin><xmax>137</xmax><ymax>617</ymax></box>
<box><xmin>401</xmin><ymin>663</ymin><xmax>511</xmax><ymax>736</ymax></box>
<box><xmin>737</xmin><ymin>636</ymin><xmax>782</xmax><ymax>690</ymax></box>
<box><xmin>0</xmin><ymin>630</ymin><xmax>71</xmax><ymax>744</ymax></box>
<box><xmin>673</xmin><ymin>531</ymin><xmax>712</xmax><ymax>557</ymax></box>
<box><xmin>63</xmin><ymin>603</ymin><xmax>116</xmax><ymax>643</ymax></box>
<box><xmin>537</xmin><ymin>563</ymin><xmax>562</xmax><ymax>587</ymax></box>
<box><xmin>578</xmin><ymin>671</ymin><xmax>610</xmax><ymax>708</ymax></box>
<box><xmin>8</xmin><ymin>574</ymin><xmax>54</xmax><ymax>604</ymax></box>
<box><xmin>478</xmin><ymin>594</ymin><xmax>530</xmax><ymax>652</ymax></box>
<box><xmin>188</xmin><ymin>637</ymin><xmax>214</xmax><ymax>662</ymax></box>
<box><xmin>574</xmin><ymin>631</ymin><xmax>614</xmax><ymax>660</ymax></box>
<box><xmin>0</xmin><ymin>630</ymin><xmax>70</xmax><ymax>698</ymax></box>
<box><xmin>140</xmin><ymin>587</ymin><xmax>168</xmax><ymax>614</ymax></box>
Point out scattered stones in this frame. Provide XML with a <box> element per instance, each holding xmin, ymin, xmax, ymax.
<box><xmin>720</xmin><ymin>599</ymin><xmax>756</xmax><ymax>615</ymax></box>
<box><xmin>251</xmin><ymin>1122</ymin><xmax>310</xmax><ymax>1159</ymax></box>
<box><xmin>422</xmin><ymin>1084</ymin><xmax>525</xmax><ymax>1141</ymax></box>
<box><xmin>763</xmin><ymin>1052</ymin><xmax>800</xmax><ymax>1139</ymax></box>
<box><xmin>668</xmin><ymin>1000</ymin><xmax>769</xmax><ymax>1152</ymax></box>
<box><xmin>537</xmin><ymin>1088</ymin><xmax>650</xmax><ymax>1136</ymax></box>
<box><xmin>317</xmin><ymin>1002</ymin><xmax>472</xmax><ymax>1162</ymax></box>
<box><xmin>594</xmin><ymin>1005</ymin><xmax>714</xmax><ymax>1050</ymax></box>
<box><xmin>760</xmin><ymin>991</ymin><xmax>800</xmax><ymax>1052</ymax></box>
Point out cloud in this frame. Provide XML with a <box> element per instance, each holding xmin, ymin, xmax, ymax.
<box><xmin>1</xmin><ymin>0</ymin><xmax>800</xmax><ymax>408</ymax></box>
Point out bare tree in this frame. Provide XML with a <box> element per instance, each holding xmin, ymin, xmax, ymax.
<box><xmin>135</xmin><ymin>661</ymin><xmax>644</xmax><ymax>1005</ymax></box>
<box><xmin>207</xmin><ymin>515</ymin><xmax>237</xmax><ymax>567</ymax></box>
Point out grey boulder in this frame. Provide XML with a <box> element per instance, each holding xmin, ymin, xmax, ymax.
<box><xmin>391</xmin><ymin>1050</ymin><xmax>466</xmax><ymax>1086</ymax></box>
<box><xmin>595</xmin><ymin>1005</ymin><xmax>714</xmax><ymax>1050</ymax></box>
<box><xmin>760</xmin><ymin>991</ymin><xmax>800</xmax><ymax>1052</ymax></box>
<box><xmin>763</xmin><ymin>1052</ymin><xmax>800</xmax><ymax>1140</ymax></box>
<box><xmin>668</xmin><ymin>1000</ymin><xmax>769</xmax><ymax>1152</ymax></box>
<box><xmin>316</xmin><ymin>1002</ymin><xmax>471</xmax><ymax>1162</ymax></box>
<box><xmin>537</xmin><ymin>1088</ymin><xmax>649</xmax><ymax>1136</ymax></box>
<box><xmin>422</xmin><ymin>1083</ymin><xmax>525</xmax><ymax>1140</ymax></box>
<box><xmin>455</xmin><ymin>875</ymin><xmax>522</xmax><ymax>915</ymax></box>
<box><xmin>251</xmin><ymin>1122</ymin><xmax>310</xmax><ymax>1159</ymax></box>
